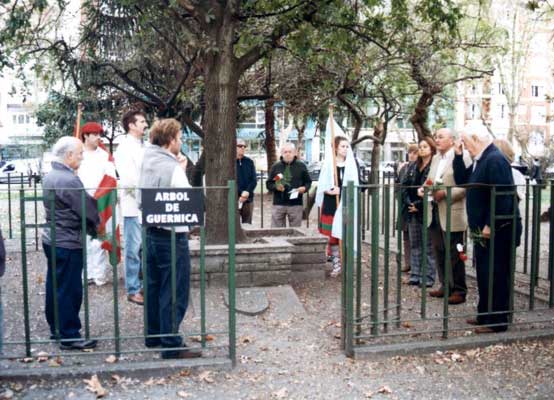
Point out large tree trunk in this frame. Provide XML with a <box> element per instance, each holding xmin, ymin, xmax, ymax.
<box><xmin>369</xmin><ymin>122</ymin><xmax>384</xmax><ymax>186</ymax></box>
<box><xmin>293</xmin><ymin>116</ymin><xmax>306</xmax><ymax>160</ymax></box>
<box><xmin>265</xmin><ymin>97</ymin><xmax>277</xmax><ymax>172</ymax></box>
<box><xmin>410</xmin><ymin>91</ymin><xmax>435</xmax><ymax>141</ymax></box>
<box><xmin>203</xmin><ymin>14</ymin><xmax>246</xmax><ymax>244</ymax></box>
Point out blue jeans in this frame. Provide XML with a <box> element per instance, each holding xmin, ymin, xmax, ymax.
<box><xmin>43</xmin><ymin>243</ymin><xmax>83</xmax><ymax>340</ymax></box>
<box><xmin>124</xmin><ymin>217</ymin><xmax>142</xmax><ymax>295</ymax></box>
<box><xmin>145</xmin><ymin>228</ymin><xmax>191</xmax><ymax>358</ymax></box>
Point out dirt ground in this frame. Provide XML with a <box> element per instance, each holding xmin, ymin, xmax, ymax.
<box><xmin>1</xmin><ymin>192</ymin><xmax>554</xmax><ymax>399</ymax></box>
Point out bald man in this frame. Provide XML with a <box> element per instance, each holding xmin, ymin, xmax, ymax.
<box><xmin>425</xmin><ymin>128</ymin><xmax>472</xmax><ymax>305</ymax></box>
<box><xmin>266</xmin><ymin>143</ymin><xmax>312</xmax><ymax>227</ymax></box>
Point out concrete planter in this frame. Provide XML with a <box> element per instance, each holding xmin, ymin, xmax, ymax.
<box><xmin>189</xmin><ymin>228</ymin><xmax>328</xmax><ymax>287</ymax></box>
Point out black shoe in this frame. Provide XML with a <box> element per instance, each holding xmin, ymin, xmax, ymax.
<box><xmin>419</xmin><ymin>282</ymin><xmax>434</xmax><ymax>288</ymax></box>
<box><xmin>161</xmin><ymin>348</ymin><xmax>202</xmax><ymax>359</ymax></box>
<box><xmin>59</xmin><ymin>339</ymin><xmax>98</xmax><ymax>350</ymax></box>
<box><xmin>408</xmin><ymin>280</ymin><xmax>420</xmax><ymax>286</ymax></box>
<box><xmin>145</xmin><ymin>340</ymin><xmax>161</xmax><ymax>348</ymax></box>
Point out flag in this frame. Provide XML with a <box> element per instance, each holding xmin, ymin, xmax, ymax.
<box><xmin>80</xmin><ymin>120</ymin><xmax>122</xmax><ymax>265</ymax></box>
<box><xmin>315</xmin><ymin>113</ymin><xmax>359</xmax><ymax>243</ymax></box>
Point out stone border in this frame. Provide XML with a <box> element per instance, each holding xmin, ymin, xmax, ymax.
<box><xmin>352</xmin><ymin>329</ymin><xmax>554</xmax><ymax>360</ymax></box>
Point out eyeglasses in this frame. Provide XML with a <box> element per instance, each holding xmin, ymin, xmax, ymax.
<box><xmin>237</xmin><ymin>145</ymin><xmax>246</xmax><ymax>148</ymax></box>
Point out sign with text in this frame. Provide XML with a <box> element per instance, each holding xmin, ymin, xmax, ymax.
<box><xmin>141</xmin><ymin>188</ymin><xmax>204</xmax><ymax>227</ymax></box>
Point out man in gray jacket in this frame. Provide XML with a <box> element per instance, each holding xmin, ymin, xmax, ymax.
<box><xmin>139</xmin><ymin>119</ymin><xmax>201</xmax><ymax>359</ymax></box>
<box><xmin>42</xmin><ymin>136</ymin><xmax>99</xmax><ymax>350</ymax></box>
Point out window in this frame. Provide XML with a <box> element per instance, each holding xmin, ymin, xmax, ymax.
<box><xmin>531</xmin><ymin>106</ymin><xmax>546</xmax><ymax>124</ymax></box>
<box><xmin>470</xmin><ymin>104</ymin><xmax>480</xmax><ymax>120</ymax></box>
<box><xmin>26</xmin><ymin>115</ymin><xmax>30</xmax><ymax>124</ymax></box>
<box><xmin>12</xmin><ymin>115</ymin><xmax>17</xmax><ymax>124</ymax></box>
<box><xmin>531</xmin><ymin>85</ymin><xmax>542</xmax><ymax>98</ymax></box>
<box><xmin>497</xmin><ymin>83</ymin><xmax>504</xmax><ymax>95</ymax></box>
<box><xmin>18</xmin><ymin>115</ymin><xmax>24</xmax><ymax>124</ymax></box>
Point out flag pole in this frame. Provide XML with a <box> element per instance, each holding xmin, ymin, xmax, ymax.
<box><xmin>74</xmin><ymin>102</ymin><xmax>84</xmax><ymax>139</ymax></box>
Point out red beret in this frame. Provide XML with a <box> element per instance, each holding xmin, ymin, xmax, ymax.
<box><xmin>81</xmin><ymin>122</ymin><xmax>104</xmax><ymax>134</ymax></box>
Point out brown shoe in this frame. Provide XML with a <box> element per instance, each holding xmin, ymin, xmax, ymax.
<box><xmin>447</xmin><ymin>293</ymin><xmax>466</xmax><ymax>305</ymax></box>
<box><xmin>127</xmin><ymin>293</ymin><xmax>144</xmax><ymax>305</ymax></box>
<box><xmin>466</xmin><ymin>318</ymin><xmax>479</xmax><ymax>325</ymax></box>
<box><xmin>474</xmin><ymin>326</ymin><xmax>495</xmax><ymax>334</ymax></box>
<box><xmin>429</xmin><ymin>289</ymin><xmax>444</xmax><ymax>298</ymax></box>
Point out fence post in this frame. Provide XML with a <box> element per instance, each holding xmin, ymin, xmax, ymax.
<box><xmin>19</xmin><ymin>189</ymin><xmax>31</xmax><ymax>356</ymax></box>
<box><xmin>442</xmin><ymin>187</ymin><xmax>452</xmax><ymax>339</ymax></box>
<box><xmin>344</xmin><ymin>181</ymin><xmax>355</xmax><ymax>357</ymax></box>
<box><xmin>370</xmin><ymin>187</ymin><xmax>379</xmax><ymax>336</ymax></box>
<box><xmin>227</xmin><ymin>180</ymin><xmax>237</xmax><ymax>366</ymax></box>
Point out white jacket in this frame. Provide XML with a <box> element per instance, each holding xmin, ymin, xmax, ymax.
<box><xmin>114</xmin><ymin>134</ymin><xmax>144</xmax><ymax>217</ymax></box>
<box><xmin>78</xmin><ymin>147</ymin><xmax>116</xmax><ymax>196</ymax></box>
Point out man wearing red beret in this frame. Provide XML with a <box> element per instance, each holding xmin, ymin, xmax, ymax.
<box><xmin>78</xmin><ymin>122</ymin><xmax>116</xmax><ymax>286</ymax></box>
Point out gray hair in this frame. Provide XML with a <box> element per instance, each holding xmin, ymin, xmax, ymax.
<box><xmin>52</xmin><ymin>136</ymin><xmax>81</xmax><ymax>161</ymax></box>
<box><xmin>462</xmin><ymin>121</ymin><xmax>492</xmax><ymax>145</ymax></box>
<box><xmin>282</xmin><ymin>142</ymin><xmax>296</xmax><ymax>151</ymax></box>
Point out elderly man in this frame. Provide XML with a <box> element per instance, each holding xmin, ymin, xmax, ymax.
<box><xmin>266</xmin><ymin>143</ymin><xmax>312</xmax><ymax>227</ymax></box>
<box><xmin>139</xmin><ymin>118</ymin><xmax>201</xmax><ymax>359</ymax></box>
<box><xmin>426</xmin><ymin>128</ymin><xmax>472</xmax><ymax>305</ymax></box>
<box><xmin>236</xmin><ymin>139</ymin><xmax>257</xmax><ymax>224</ymax></box>
<box><xmin>114</xmin><ymin>110</ymin><xmax>148</xmax><ymax>305</ymax></box>
<box><xmin>78</xmin><ymin>122</ymin><xmax>116</xmax><ymax>286</ymax></box>
<box><xmin>42</xmin><ymin>136</ymin><xmax>100</xmax><ymax>350</ymax></box>
<box><xmin>453</xmin><ymin>122</ymin><xmax>521</xmax><ymax>333</ymax></box>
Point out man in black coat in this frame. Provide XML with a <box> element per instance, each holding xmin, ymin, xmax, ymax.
<box><xmin>453</xmin><ymin>123</ymin><xmax>521</xmax><ymax>333</ymax></box>
<box><xmin>236</xmin><ymin>139</ymin><xmax>257</xmax><ymax>224</ymax></box>
<box><xmin>266</xmin><ymin>143</ymin><xmax>311</xmax><ymax>227</ymax></box>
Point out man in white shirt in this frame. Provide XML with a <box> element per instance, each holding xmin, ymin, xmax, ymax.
<box><xmin>138</xmin><ymin>118</ymin><xmax>201</xmax><ymax>359</ymax></box>
<box><xmin>114</xmin><ymin>110</ymin><xmax>148</xmax><ymax>305</ymax></box>
<box><xmin>78</xmin><ymin>122</ymin><xmax>116</xmax><ymax>286</ymax></box>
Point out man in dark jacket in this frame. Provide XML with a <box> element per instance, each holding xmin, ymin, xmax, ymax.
<box><xmin>236</xmin><ymin>139</ymin><xmax>257</xmax><ymax>224</ymax></box>
<box><xmin>42</xmin><ymin>136</ymin><xmax>100</xmax><ymax>350</ymax></box>
<box><xmin>266</xmin><ymin>143</ymin><xmax>312</xmax><ymax>227</ymax></box>
<box><xmin>453</xmin><ymin>123</ymin><xmax>521</xmax><ymax>333</ymax></box>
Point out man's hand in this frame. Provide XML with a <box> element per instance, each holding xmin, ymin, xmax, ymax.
<box><xmin>276</xmin><ymin>184</ymin><xmax>285</xmax><ymax>192</ymax></box>
<box><xmin>417</xmin><ymin>187</ymin><xmax>425</xmax><ymax>198</ymax></box>
<box><xmin>239</xmin><ymin>191</ymin><xmax>249</xmax><ymax>203</ymax></box>
<box><xmin>326</xmin><ymin>187</ymin><xmax>340</xmax><ymax>196</ymax></box>
<box><xmin>433</xmin><ymin>190</ymin><xmax>446</xmax><ymax>202</ymax></box>
<box><xmin>177</xmin><ymin>154</ymin><xmax>188</xmax><ymax>170</ymax></box>
<box><xmin>482</xmin><ymin>225</ymin><xmax>491</xmax><ymax>239</ymax></box>
<box><xmin>297</xmin><ymin>186</ymin><xmax>306</xmax><ymax>194</ymax></box>
<box><xmin>408</xmin><ymin>204</ymin><xmax>418</xmax><ymax>213</ymax></box>
<box><xmin>454</xmin><ymin>139</ymin><xmax>463</xmax><ymax>155</ymax></box>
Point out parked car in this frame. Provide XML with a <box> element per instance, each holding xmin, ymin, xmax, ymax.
<box><xmin>0</xmin><ymin>159</ymin><xmax>41</xmax><ymax>184</ymax></box>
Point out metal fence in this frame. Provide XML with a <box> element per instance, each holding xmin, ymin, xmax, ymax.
<box><xmin>340</xmin><ymin>180</ymin><xmax>554</xmax><ymax>357</ymax></box>
<box><xmin>0</xmin><ymin>181</ymin><xmax>237</xmax><ymax>375</ymax></box>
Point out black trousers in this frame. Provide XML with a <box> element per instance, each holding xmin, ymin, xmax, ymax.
<box><xmin>473</xmin><ymin>224</ymin><xmax>514</xmax><ymax>331</ymax></box>
<box><xmin>43</xmin><ymin>243</ymin><xmax>83</xmax><ymax>340</ymax></box>
<box><xmin>429</xmin><ymin>211</ymin><xmax>467</xmax><ymax>296</ymax></box>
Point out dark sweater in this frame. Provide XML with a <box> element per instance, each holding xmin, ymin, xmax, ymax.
<box><xmin>236</xmin><ymin>156</ymin><xmax>257</xmax><ymax>203</ymax></box>
<box><xmin>266</xmin><ymin>157</ymin><xmax>312</xmax><ymax>206</ymax></box>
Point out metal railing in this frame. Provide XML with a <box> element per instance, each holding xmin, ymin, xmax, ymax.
<box><xmin>0</xmin><ymin>181</ymin><xmax>237</xmax><ymax>373</ymax></box>
<box><xmin>340</xmin><ymin>180</ymin><xmax>554</xmax><ymax>357</ymax></box>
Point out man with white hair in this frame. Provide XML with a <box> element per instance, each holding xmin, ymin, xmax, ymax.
<box><xmin>453</xmin><ymin>122</ymin><xmax>521</xmax><ymax>333</ymax></box>
<box><xmin>266</xmin><ymin>143</ymin><xmax>312</xmax><ymax>227</ymax></box>
<box><xmin>42</xmin><ymin>136</ymin><xmax>100</xmax><ymax>350</ymax></box>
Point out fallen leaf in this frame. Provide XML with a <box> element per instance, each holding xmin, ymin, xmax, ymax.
<box><xmin>179</xmin><ymin>369</ymin><xmax>192</xmax><ymax>377</ymax></box>
<box><xmin>377</xmin><ymin>385</ymin><xmax>393</xmax><ymax>394</ymax></box>
<box><xmin>36</xmin><ymin>351</ymin><xmax>49</xmax><ymax>362</ymax></box>
<box><xmin>401</xmin><ymin>322</ymin><xmax>413</xmax><ymax>328</ymax></box>
<box><xmin>273</xmin><ymin>388</ymin><xmax>288</xmax><ymax>399</ymax></box>
<box><xmin>83</xmin><ymin>375</ymin><xmax>108</xmax><ymax>398</ymax></box>
<box><xmin>240</xmin><ymin>336</ymin><xmax>254</xmax><ymax>344</ymax></box>
<box><xmin>177</xmin><ymin>391</ymin><xmax>192</xmax><ymax>398</ymax></box>
<box><xmin>105</xmin><ymin>355</ymin><xmax>117</xmax><ymax>364</ymax></box>
<box><xmin>198</xmin><ymin>371</ymin><xmax>214</xmax><ymax>383</ymax></box>
<box><xmin>48</xmin><ymin>358</ymin><xmax>62</xmax><ymax>367</ymax></box>
<box><xmin>20</xmin><ymin>357</ymin><xmax>33</xmax><ymax>363</ymax></box>
<box><xmin>37</xmin><ymin>275</ymin><xmax>44</xmax><ymax>285</ymax></box>
<box><xmin>416</xmin><ymin>366</ymin><xmax>425</xmax><ymax>374</ymax></box>
<box><xmin>450</xmin><ymin>353</ymin><xmax>463</xmax><ymax>362</ymax></box>
<box><xmin>191</xmin><ymin>335</ymin><xmax>215</xmax><ymax>343</ymax></box>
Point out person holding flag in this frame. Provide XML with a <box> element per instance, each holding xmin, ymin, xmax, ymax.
<box><xmin>316</xmin><ymin>113</ymin><xmax>359</xmax><ymax>278</ymax></box>
<box><xmin>77</xmin><ymin>122</ymin><xmax>117</xmax><ymax>286</ymax></box>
